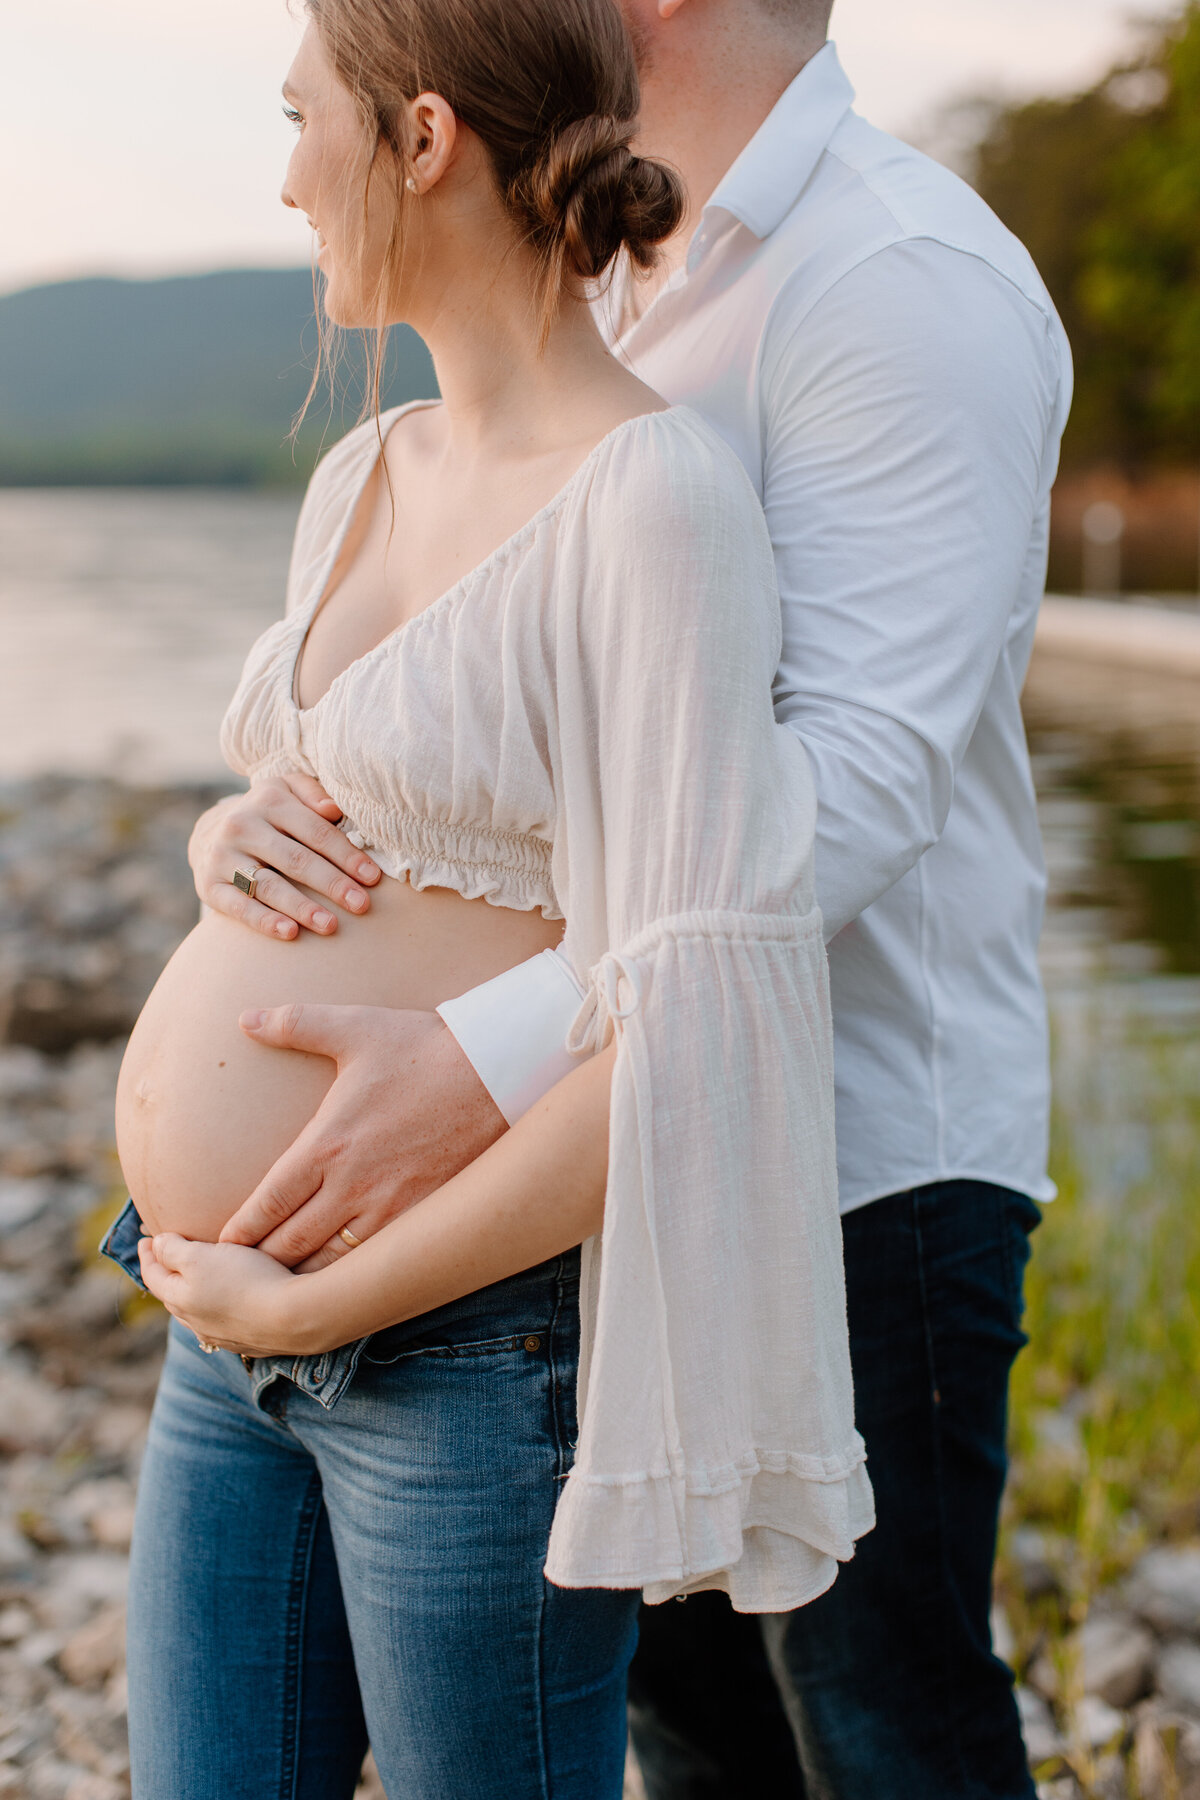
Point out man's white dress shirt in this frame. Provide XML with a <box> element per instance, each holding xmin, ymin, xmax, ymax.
<box><xmin>439</xmin><ymin>43</ymin><xmax>1072</xmax><ymax>1213</ymax></box>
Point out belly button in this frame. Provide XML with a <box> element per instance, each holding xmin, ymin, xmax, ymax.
<box><xmin>133</xmin><ymin>1077</ymin><xmax>155</xmax><ymax>1108</ymax></box>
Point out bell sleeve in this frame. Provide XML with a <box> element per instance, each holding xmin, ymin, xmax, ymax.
<box><xmin>543</xmin><ymin>416</ymin><xmax>874</xmax><ymax>1612</ymax></box>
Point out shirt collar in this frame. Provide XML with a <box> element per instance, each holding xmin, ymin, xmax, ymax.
<box><xmin>699</xmin><ymin>41</ymin><xmax>856</xmax><ymax>245</ymax></box>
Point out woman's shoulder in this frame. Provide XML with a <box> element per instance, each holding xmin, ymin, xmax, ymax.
<box><xmin>303</xmin><ymin>402</ymin><xmax>417</xmax><ymax>507</ymax></box>
<box><xmin>575</xmin><ymin>407</ymin><xmax>775</xmax><ymax>594</ymax></box>
<box><xmin>287</xmin><ymin>403</ymin><xmax>430</xmax><ymax>585</ymax></box>
<box><xmin>587</xmin><ymin>406</ymin><xmax>765</xmax><ymax>540</ymax></box>
<box><xmin>565</xmin><ymin>407</ymin><xmax>781</xmax><ymax>658</ymax></box>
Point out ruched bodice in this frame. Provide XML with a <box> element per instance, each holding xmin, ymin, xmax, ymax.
<box><xmin>221</xmin><ymin>399</ymin><xmax>600</xmax><ymax>918</ymax></box>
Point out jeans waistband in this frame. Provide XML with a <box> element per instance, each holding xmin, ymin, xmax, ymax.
<box><xmin>100</xmin><ymin>1198</ymin><xmax>370</xmax><ymax>1411</ymax></box>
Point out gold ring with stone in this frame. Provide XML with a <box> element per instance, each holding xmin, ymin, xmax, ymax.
<box><xmin>232</xmin><ymin>863</ymin><xmax>263</xmax><ymax>900</ymax></box>
<box><xmin>339</xmin><ymin>1226</ymin><xmax>363</xmax><ymax>1250</ymax></box>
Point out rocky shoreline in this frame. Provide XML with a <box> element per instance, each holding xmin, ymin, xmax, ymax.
<box><xmin>0</xmin><ymin>774</ymin><xmax>1197</xmax><ymax>1799</ymax></box>
<box><xmin>0</xmin><ymin>775</ymin><xmax>393</xmax><ymax>1798</ymax></box>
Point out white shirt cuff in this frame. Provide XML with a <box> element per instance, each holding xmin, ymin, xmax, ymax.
<box><xmin>437</xmin><ymin>948</ymin><xmax>586</xmax><ymax>1127</ymax></box>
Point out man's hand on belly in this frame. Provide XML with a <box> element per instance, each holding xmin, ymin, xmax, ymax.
<box><xmin>217</xmin><ymin>1005</ymin><xmax>507</xmax><ymax>1268</ymax></box>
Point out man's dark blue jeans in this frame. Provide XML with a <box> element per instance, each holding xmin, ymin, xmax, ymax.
<box><xmin>628</xmin><ymin>1179</ymin><xmax>1041</xmax><ymax>1800</ymax></box>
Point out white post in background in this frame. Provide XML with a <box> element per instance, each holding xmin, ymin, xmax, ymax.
<box><xmin>1081</xmin><ymin>500</ymin><xmax>1125</xmax><ymax>599</ymax></box>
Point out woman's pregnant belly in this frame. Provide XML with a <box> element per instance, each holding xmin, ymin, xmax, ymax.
<box><xmin>115</xmin><ymin>877</ymin><xmax>564</xmax><ymax>1242</ymax></box>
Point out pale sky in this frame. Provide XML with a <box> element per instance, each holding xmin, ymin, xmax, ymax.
<box><xmin>2</xmin><ymin>0</ymin><xmax>1168</xmax><ymax>296</ymax></box>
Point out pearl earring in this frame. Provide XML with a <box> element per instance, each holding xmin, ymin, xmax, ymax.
<box><xmin>406</xmin><ymin>177</ymin><xmax>418</xmax><ymax>193</ymax></box>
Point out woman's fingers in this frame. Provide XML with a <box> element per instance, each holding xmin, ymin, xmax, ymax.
<box><xmin>150</xmin><ymin>1232</ymin><xmax>195</xmax><ymax>1273</ymax></box>
<box><xmin>199</xmin><ymin>875</ymin><xmax>302</xmax><ymax>940</ymax></box>
<box><xmin>251</xmin><ymin>793</ymin><xmax>381</xmax><ymax>901</ymax></box>
<box><xmin>278</xmin><ymin>769</ymin><xmax>345</xmax><ymax>822</ymax></box>
<box><xmin>137</xmin><ymin>1235</ymin><xmax>183</xmax><ymax>1306</ymax></box>
<box><xmin>187</xmin><ymin>781</ymin><xmax>382</xmax><ymax>934</ymax></box>
<box><xmin>230</xmin><ymin>863</ymin><xmax>342</xmax><ymax>936</ymax></box>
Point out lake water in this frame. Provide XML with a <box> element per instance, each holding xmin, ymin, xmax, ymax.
<box><xmin>0</xmin><ymin>488</ymin><xmax>302</xmax><ymax>784</ymax></box>
<box><xmin>3</xmin><ymin>489</ymin><xmax>1198</xmax><ymax>1175</ymax></box>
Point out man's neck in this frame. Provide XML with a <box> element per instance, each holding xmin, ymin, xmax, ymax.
<box><xmin>631</xmin><ymin>28</ymin><xmax>824</xmax><ymax>280</ymax></box>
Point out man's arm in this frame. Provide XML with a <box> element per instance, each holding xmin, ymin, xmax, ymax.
<box><xmin>442</xmin><ymin>239</ymin><xmax>1070</xmax><ymax>1107</ymax></box>
<box><xmin>762</xmin><ymin>238</ymin><xmax>1068</xmax><ymax>936</ymax></box>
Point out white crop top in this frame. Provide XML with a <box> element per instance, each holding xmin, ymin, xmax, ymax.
<box><xmin>221</xmin><ymin>401</ymin><xmax>873</xmax><ymax>1611</ymax></box>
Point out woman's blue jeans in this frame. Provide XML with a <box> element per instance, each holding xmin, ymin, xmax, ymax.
<box><xmin>104</xmin><ymin>1207</ymin><xmax>639</xmax><ymax>1800</ymax></box>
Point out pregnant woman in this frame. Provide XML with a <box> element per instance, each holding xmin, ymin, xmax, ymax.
<box><xmin>107</xmin><ymin>0</ymin><xmax>871</xmax><ymax>1794</ymax></box>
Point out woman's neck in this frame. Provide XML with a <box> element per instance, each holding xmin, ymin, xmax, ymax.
<box><xmin>410</xmin><ymin>256</ymin><xmax>639</xmax><ymax>464</ymax></box>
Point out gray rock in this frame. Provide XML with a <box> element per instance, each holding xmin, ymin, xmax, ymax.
<box><xmin>42</xmin><ymin>1557</ymin><xmax>128</xmax><ymax>1615</ymax></box>
<box><xmin>60</xmin><ymin>1482</ymin><xmax>136</xmax><ymax>1555</ymax></box>
<box><xmin>0</xmin><ymin>1368</ymin><xmax>71</xmax><ymax>1454</ymax></box>
<box><xmin>0</xmin><ymin>1605</ymin><xmax>34</xmax><ymax>1645</ymax></box>
<box><xmin>18</xmin><ymin>1630</ymin><xmax>67</xmax><ymax>1671</ymax></box>
<box><xmin>1128</xmin><ymin>1547</ymin><xmax>1200</xmax><ymax>1635</ymax></box>
<box><xmin>63</xmin><ymin>1776</ymin><xmax>128</xmax><ymax>1800</ymax></box>
<box><xmin>1027</xmin><ymin>1648</ymin><xmax>1062</xmax><ymax>1703</ymax></box>
<box><xmin>1076</xmin><ymin>1614</ymin><xmax>1156</xmax><ymax>1708</ymax></box>
<box><xmin>58</xmin><ymin>1606</ymin><xmax>125</xmax><ymax>1689</ymax></box>
<box><xmin>1069</xmin><ymin>1694</ymin><xmax>1127</xmax><ymax>1753</ymax></box>
<box><xmin>1009</xmin><ymin>1526</ymin><xmax>1067</xmax><ymax>1600</ymax></box>
<box><xmin>1159</xmin><ymin>1641</ymin><xmax>1200</xmax><ymax>1716</ymax></box>
<box><xmin>1090</xmin><ymin>1752</ymin><xmax>1131</xmax><ymax>1800</ymax></box>
<box><xmin>0</xmin><ymin>1178</ymin><xmax>54</xmax><ymax>1236</ymax></box>
<box><xmin>25</xmin><ymin>1756</ymin><xmax>87</xmax><ymax>1800</ymax></box>
<box><xmin>0</xmin><ymin>1050</ymin><xmax>54</xmax><ymax>1106</ymax></box>
<box><xmin>1017</xmin><ymin>1684</ymin><xmax>1066</xmax><ymax>1769</ymax></box>
<box><xmin>0</xmin><ymin>1517</ymin><xmax>36</xmax><ymax>1577</ymax></box>
<box><xmin>992</xmin><ymin>1603</ymin><xmax>1017</xmax><ymax>1668</ymax></box>
<box><xmin>46</xmin><ymin>1686</ymin><xmax>129</xmax><ymax>1778</ymax></box>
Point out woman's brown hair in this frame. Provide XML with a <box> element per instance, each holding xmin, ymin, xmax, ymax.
<box><xmin>305</xmin><ymin>0</ymin><xmax>683</xmax><ymax>412</ymax></box>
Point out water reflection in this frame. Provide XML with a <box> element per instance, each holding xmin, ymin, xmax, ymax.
<box><xmin>1025</xmin><ymin>656</ymin><xmax>1200</xmax><ymax>983</ymax></box>
<box><xmin>1024</xmin><ymin>651</ymin><xmax>1200</xmax><ymax>1204</ymax></box>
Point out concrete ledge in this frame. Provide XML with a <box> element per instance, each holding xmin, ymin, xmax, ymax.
<box><xmin>1037</xmin><ymin>597</ymin><xmax>1200</xmax><ymax>677</ymax></box>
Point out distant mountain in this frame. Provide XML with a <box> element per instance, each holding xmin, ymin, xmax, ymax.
<box><xmin>0</xmin><ymin>269</ymin><xmax>438</xmax><ymax>486</ymax></box>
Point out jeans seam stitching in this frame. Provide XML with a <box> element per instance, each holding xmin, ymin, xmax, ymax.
<box><xmin>279</xmin><ymin>1470</ymin><xmax>324</xmax><ymax>1800</ymax></box>
<box><xmin>912</xmin><ymin>1187</ymin><xmax>976</xmax><ymax>1791</ymax></box>
<box><xmin>530</xmin><ymin>1258</ymin><xmax>574</xmax><ymax>1800</ymax></box>
<box><xmin>549</xmin><ymin>1255</ymin><xmax>571</xmax><ymax>1480</ymax></box>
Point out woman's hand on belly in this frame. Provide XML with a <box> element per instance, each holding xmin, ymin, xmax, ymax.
<box><xmin>140</xmin><ymin>1041</ymin><xmax>616</xmax><ymax>1360</ymax></box>
<box><xmin>138</xmin><ymin>1233</ymin><xmax>316</xmax><ymax>1359</ymax></box>
<box><xmin>189</xmin><ymin>772</ymin><xmax>381</xmax><ymax>940</ymax></box>
<box><xmin>219</xmin><ymin>1003</ymin><xmax>507</xmax><ymax>1268</ymax></box>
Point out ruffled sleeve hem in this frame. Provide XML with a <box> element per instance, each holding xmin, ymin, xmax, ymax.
<box><xmin>543</xmin><ymin>1447</ymin><xmax>876</xmax><ymax>1614</ymax></box>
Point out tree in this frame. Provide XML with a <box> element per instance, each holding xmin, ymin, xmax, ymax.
<box><xmin>971</xmin><ymin>4</ymin><xmax>1200</xmax><ymax>471</ymax></box>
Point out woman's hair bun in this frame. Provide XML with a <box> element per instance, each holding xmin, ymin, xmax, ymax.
<box><xmin>516</xmin><ymin>114</ymin><xmax>685</xmax><ymax>281</ymax></box>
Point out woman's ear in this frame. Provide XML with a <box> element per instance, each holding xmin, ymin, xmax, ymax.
<box><xmin>404</xmin><ymin>92</ymin><xmax>458</xmax><ymax>195</ymax></box>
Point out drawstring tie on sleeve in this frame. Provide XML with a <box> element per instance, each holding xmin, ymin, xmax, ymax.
<box><xmin>567</xmin><ymin>951</ymin><xmax>643</xmax><ymax>1056</ymax></box>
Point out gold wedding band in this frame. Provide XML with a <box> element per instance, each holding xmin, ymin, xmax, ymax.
<box><xmin>339</xmin><ymin>1226</ymin><xmax>364</xmax><ymax>1250</ymax></box>
<box><xmin>232</xmin><ymin>863</ymin><xmax>264</xmax><ymax>901</ymax></box>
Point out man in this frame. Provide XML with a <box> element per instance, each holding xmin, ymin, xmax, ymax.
<box><xmin>208</xmin><ymin>3</ymin><xmax>1070</xmax><ymax>1791</ymax></box>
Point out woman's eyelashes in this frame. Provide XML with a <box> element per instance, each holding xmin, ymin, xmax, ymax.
<box><xmin>283</xmin><ymin>106</ymin><xmax>304</xmax><ymax>130</ymax></box>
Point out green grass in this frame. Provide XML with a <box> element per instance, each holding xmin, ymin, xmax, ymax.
<box><xmin>999</xmin><ymin>1013</ymin><xmax>1200</xmax><ymax>1789</ymax></box>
